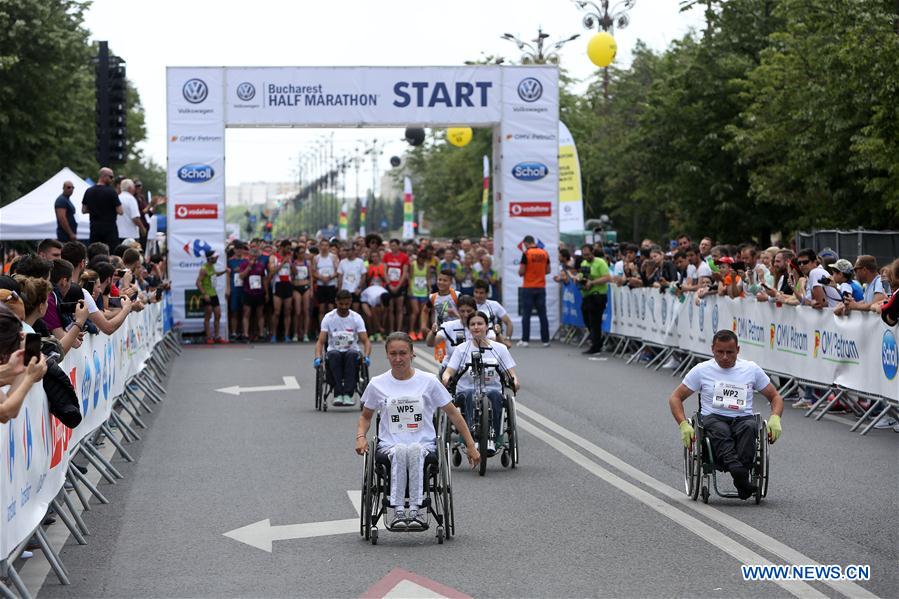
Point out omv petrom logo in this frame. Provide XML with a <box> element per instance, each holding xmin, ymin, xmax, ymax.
<box><xmin>882</xmin><ymin>330</ymin><xmax>898</xmax><ymax>380</ymax></box>
<box><xmin>182</xmin><ymin>78</ymin><xmax>208</xmax><ymax>104</ymax></box>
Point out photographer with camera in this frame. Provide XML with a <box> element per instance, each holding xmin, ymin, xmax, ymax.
<box><xmin>579</xmin><ymin>244</ymin><xmax>612</xmax><ymax>355</ymax></box>
<box><xmin>43</xmin><ymin>259</ymin><xmax>89</xmax><ymax>354</ymax></box>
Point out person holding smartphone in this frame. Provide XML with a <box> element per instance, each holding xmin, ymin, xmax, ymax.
<box><xmin>0</xmin><ymin>304</ymin><xmax>48</xmax><ymax>423</ymax></box>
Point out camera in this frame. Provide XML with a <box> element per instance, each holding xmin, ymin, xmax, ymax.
<box><xmin>707</xmin><ymin>283</ymin><xmax>719</xmax><ymax>293</ymax></box>
<box><xmin>820</xmin><ymin>276</ymin><xmax>832</xmax><ymax>285</ymax></box>
<box><xmin>578</xmin><ymin>264</ymin><xmax>591</xmax><ymax>288</ymax></box>
<box><xmin>108</xmin><ymin>297</ymin><xmax>122</xmax><ymax>308</ymax></box>
<box><xmin>58</xmin><ymin>301</ymin><xmax>79</xmax><ymax>315</ymax></box>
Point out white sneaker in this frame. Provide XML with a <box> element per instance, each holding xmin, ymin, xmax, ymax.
<box><xmin>487</xmin><ymin>439</ymin><xmax>496</xmax><ymax>455</ymax></box>
<box><xmin>516</xmin><ymin>340</ymin><xmax>529</xmax><ymax>347</ymax></box>
<box><xmin>20</xmin><ymin>550</ymin><xmax>33</xmax><ymax>559</ymax></box>
<box><xmin>873</xmin><ymin>417</ymin><xmax>898</xmax><ymax>430</ymax></box>
<box><xmin>542</xmin><ymin>342</ymin><xmax>551</xmax><ymax>347</ymax></box>
<box><xmin>661</xmin><ymin>357</ymin><xmax>679</xmax><ymax>369</ymax></box>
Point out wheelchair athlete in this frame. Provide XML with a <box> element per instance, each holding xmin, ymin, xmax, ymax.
<box><xmin>356</xmin><ymin>333</ymin><xmax>479</xmax><ymax>530</ymax></box>
<box><xmin>315</xmin><ymin>289</ymin><xmax>371</xmax><ymax>406</ymax></box>
<box><xmin>441</xmin><ymin>311</ymin><xmax>520</xmax><ymax>456</ymax></box>
<box><xmin>668</xmin><ymin>329</ymin><xmax>783</xmax><ymax>500</ymax></box>
<box><xmin>427</xmin><ymin>295</ymin><xmax>497</xmax><ymax>376</ymax></box>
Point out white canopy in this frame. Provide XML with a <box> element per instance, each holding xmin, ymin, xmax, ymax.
<box><xmin>0</xmin><ymin>167</ymin><xmax>92</xmax><ymax>240</ymax></box>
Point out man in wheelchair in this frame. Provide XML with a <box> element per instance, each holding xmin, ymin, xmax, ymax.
<box><xmin>441</xmin><ymin>311</ymin><xmax>519</xmax><ymax>456</ymax></box>
<box><xmin>315</xmin><ymin>290</ymin><xmax>371</xmax><ymax>406</ymax></box>
<box><xmin>669</xmin><ymin>329</ymin><xmax>783</xmax><ymax>499</ymax></box>
<box><xmin>355</xmin><ymin>332</ymin><xmax>478</xmax><ymax>531</ymax></box>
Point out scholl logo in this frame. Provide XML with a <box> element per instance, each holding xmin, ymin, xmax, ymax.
<box><xmin>92</xmin><ymin>351</ymin><xmax>101</xmax><ymax>409</ymax></box>
<box><xmin>81</xmin><ymin>356</ymin><xmax>91</xmax><ymax>415</ymax></box>
<box><xmin>236</xmin><ymin>82</ymin><xmax>255</xmax><ymax>101</ymax></box>
<box><xmin>182</xmin><ymin>78</ymin><xmax>208</xmax><ymax>104</ymax></box>
<box><xmin>512</xmin><ymin>162</ymin><xmax>548</xmax><ymax>181</ymax></box>
<box><xmin>517</xmin><ymin>77</ymin><xmax>543</xmax><ymax>102</ymax></box>
<box><xmin>178</xmin><ymin>164</ymin><xmax>214</xmax><ymax>183</ymax></box>
<box><xmin>882</xmin><ymin>330</ymin><xmax>898</xmax><ymax>380</ymax></box>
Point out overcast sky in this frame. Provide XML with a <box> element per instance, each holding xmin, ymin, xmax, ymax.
<box><xmin>83</xmin><ymin>0</ymin><xmax>703</xmax><ymax>192</ymax></box>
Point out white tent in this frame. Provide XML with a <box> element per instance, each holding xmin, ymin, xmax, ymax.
<box><xmin>0</xmin><ymin>167</ymin><xmax>91</xmax><ymax>240</ymax></box>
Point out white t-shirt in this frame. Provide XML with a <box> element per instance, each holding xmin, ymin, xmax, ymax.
<box><xmin>314</xmin><ymin>254</ymin><xmax>338</xmax><ymax>287</ymax></box>
<box><xmin>805</xmin><ymin>266</ymin><xmax>841</xmax><ymax>307</ymax></box>
<box><xmin>612</xmin><ymin>260</ymin><xmax>625</xmax><ymax>278</ymax></box>
<box><xmin>361</xmin><ymin>285</ymin><xmax>387</xmax><ymax>306</ymax></box>
<box><xmin>362</xmin><ymin>369</ymin><xmax>451</xmax><ymax>450</ymax></box>
<box><xmin>338</xmin><ymin>258</ymin><xmax>366</xmax><ymax>293</ymax></box>
<box><xmin>683</xmin><ymin>358</ymin><xmax>770</xmax><ymax>418</ymax></box>
<box><xmin>864</xmin><ymin>275</ymin><xmax>885</xmax><ymax>304</ymax></box>
<box><xmin>81</xmin><ymin>288</ymin><xmax>100</xmax><ymax>314</ymax></box>
<box><xmin>476</xmin><ymin>299</ymin><xmax>507</xmax><ymax>326</ymax></box>
<box><xmin>320</xmin><ymin>309</ymin><xmax>366</xmax><ymax>352</ymax></box>
<box><xmin>116</xmin><ymin>191</ymin><xmax>140</xmax><ymax>239</ymax></box>
<box><xmin>696</xmin><ymin>261</ymin><xmax>713</xmax><ymax>280</ymax></box>
<box><xmin>447</xmin><ymin>339</ymin><xmax>516</xmax><ymax>393</ymax></box>
<box><xmin>685</xmin><ymin>263</ymin><xmax>698</xmax><ymax>284</ymax></box>
<box><xmin>436</xmin><ymin>319</ymin><xmax>469</xmax><ymax>367</ymax></box>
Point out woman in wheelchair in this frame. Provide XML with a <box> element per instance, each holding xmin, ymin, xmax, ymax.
<box><xmin>441</xmin><ymin>311</ymin><xmax>520</xmax><ymax>457</ymax></box>
<box><xmin>426</xmin><ymin>294</ymin><xmax>478</xmax><ymax>373</ymax></box>
<box><xmin>355</xmin><ymin>332</ymin><xmax>479</xmax><ymax>530</ymax></box>
<box><xmin>669</xmin><ymin>329</ymin><xmax>783</xmax><ymax>500</ymax></box>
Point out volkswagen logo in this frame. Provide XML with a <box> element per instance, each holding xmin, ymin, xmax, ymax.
<box><xmin>182</xmin><ymin>78</ymin><xmax>208</xmax><ymax>104</ymax></box>
<box><xmin>236</xmin><ymin>82</ymin><xmax>255</xmax><ymax>102</ymax></box>
<box><xmin>517</xmin><ymin>77</ymin><xmax>543</xmax><ymax>103</ymax></box>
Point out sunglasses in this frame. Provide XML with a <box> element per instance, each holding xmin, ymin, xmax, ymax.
<box><xmin>796</xmin><ymin>259</ymin><xmax>811</xmax><ymax>266</ymax></box>
<box><xmin>0</xmin><ymin>290</ymin><xmax>21</xmax><ymax>303</ymax></box>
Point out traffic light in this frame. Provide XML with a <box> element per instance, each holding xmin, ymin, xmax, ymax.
<box><xmin>95</xmin><ymin>41</ymin><xmax>127</xmax><ymax>165</ymax></box>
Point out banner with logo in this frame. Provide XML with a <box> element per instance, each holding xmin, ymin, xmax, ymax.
<box><xmin>403</xmin><ymin>177</ymin><xmax>414</xmax><ymax>239</ymax></box>
<box><xmin>498</xmin><ymin>67</ymin><xmax>560</xmax><ymax>337</ymax></box>
<box><xmin>558</xmin><ymin>121</ymin><xmax>584</xmax><ymax>233</ymax></box>
<box><xmin>561</xmin><ymin>281</ymin><xmax>586</xmax><ymax>328</ymax></box>
<box><xmin>609</xmin><ymin>287</ymin><xmax>897</xmax><ymax>400</ymax></box>
<box><xmin>167</xmin><ymin>68</ymin><xmax>227</xmax><ymax>333</ymax></box>
<box><xmin>1</xmin><ymin>303</ymin><xmax>165</xmax><ymax>560</ymax></box>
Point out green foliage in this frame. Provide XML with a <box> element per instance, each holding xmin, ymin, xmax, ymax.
<box><xmin>0</xmin><ymin>0</ymin><xmax>164</xmax><ymax>207</ymax></box>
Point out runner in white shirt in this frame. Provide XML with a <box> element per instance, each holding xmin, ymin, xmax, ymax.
<box><xmin>337</xmin><ymin>244</ymin><xmax>366</xmax><ymax>311</ymax></box>
<box><xmin>315</xmin><ymin>290</ymin><xmax>371</xmax><ymax>406</ymax></box>
<box><xmin>355</xmin><ymin>332</ymin><xmax>478</xmax><ymax>530</ymax></box>
<box><xmin>473</xmin><ymin>280</ymin><xmax>513</xmax><ymax>346</ymax></box>
<box><xmin>442</xmin><ymin>312</ymin><xmax>520</xmax><ymax>455</ymax></box>
<box><xmin>668</xmin><ymin>329</ymin><xmax>783</xmax><ymax>499</ymax></box>
<box><xmin>425</xmin><ymin>295</ymin><xmax>480</xmax><ymax>372</ymax></box>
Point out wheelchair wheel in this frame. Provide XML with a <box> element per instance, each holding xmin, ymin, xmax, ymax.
<box><xmin>314</xmin><ymin>366</ymin><xmax>323</xmax><ymax>412</ymax></box>
<box><xmin>477</xmin><ymin>393</ymin><xmax>489</xmax><ymax>476</ymax></box>
<box><xmin>685</xmin><ymin>417</ymin><xmax>701</xmax><ymax>500</ymax></box>
<box><xmin>361</xmin><ymin>447</ymin><xmax>373</xmax><ymax>539</ymax></box>
<box><xmin>759</xmin><ymin>420</ymin><xmax>770</xmax><ymax>499</ymax></box>
<box><xmin>506</xmin><ymin>394</ymin><xmax>519</xmax><ymax>468</ymax></box>
<box><xmin>356</xmin><ymin>362</ymin><xmax>370</xmax><ymax>399</ymax></box>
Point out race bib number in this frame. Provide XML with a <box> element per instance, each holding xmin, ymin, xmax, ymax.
<box><xmin>344</xmin><ymin>272</ymin><xmax>358</xmax><ymax>288</ymax></box>
<box><xmin>712</xmin><ymin>381</ymin><xmax>750</xmax><ymax>412</ymax></box>
<box><xmin>414</xmin><ymin>276</ymin><xmax>428</xmax><ymax>290</ymax></box>
<box><xmin>388</xmin><ymin>266</ymin><xmax>401</xmax><ymax>283</ymax></box>
<box><xmin>482</xmin><ymin>356</ymin><xmax>498</xmax><ymax>385</ymax></box>
<box><xmin>332</xmin><ymin>330</ymin><xmax>354</xmax><ymax>350</ymax></box>
<box><xmin>295</xmin><ymin>265</ymin><xmax>308</xmax><ymax>280</ymax></box>
<box><xmin>387</xmin><ymin>396</ymin><xmax>425</xmax><ymax>434</ymax></box>
<box><xmin>248</xmin><ymin>275</ymin><xmax>262</xmax><ymax>290</ymax></box>
<box><xmin>279</xmin><ymin>263</ymin><xmax>290</xmax><ymax>282</ymax></box>
<box><xmin>232</xmin><ymin>273</ymin><xmax>242</xmax><ymax>287</ymax></box>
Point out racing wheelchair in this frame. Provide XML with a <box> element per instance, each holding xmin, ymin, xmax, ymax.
<box><xmin>683</xmin><ymin>411</ymin><xmax>769</xmax><ymax>504</ymax></box>
<box><xmin>359</xmin><ymin>411</ymin><xmax>455</xmax><ymax>545</ymax></box>
<box><xmin>446</xmin><ymin>349</ymin><xmax>519</xmax><ymax>476</ymax></box>
<box><xmin>314</xmin><ymin>352</ymin><xmax>370</xmax><ymax>411</ymax></box>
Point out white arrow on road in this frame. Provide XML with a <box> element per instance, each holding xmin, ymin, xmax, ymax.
<box><xmin>215</xmin><ymin>376</ymin><xmax>300</xmax><ymax>396</ymax></box>
<box><xmin>223</xmin><ymin>490</ymin><xmax>362</xmax><ymax>552</ymax></box>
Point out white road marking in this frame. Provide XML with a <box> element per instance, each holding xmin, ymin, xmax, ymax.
<box><xmin>223</xmin><ymin>490</ymin><xmax>361</xmax><ymax>552</ymax></box>
<box><xmin>412</xmin><ymin>354</ymin><xmax>876</xmax><ymax>599</ymax></box>
<box><xmin>215</xmin><ymin>375</ymin><xmax>300</xmax><ymax>396</ymax></box>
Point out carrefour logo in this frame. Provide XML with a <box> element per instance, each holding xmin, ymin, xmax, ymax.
<box><xmin>183</xmin><ymin>239</ymin><xmax>212</xmax><ymax>257</ymax></box>
<box><xmin>182</xmin><ymin>78</ymin><xmax>208</xmax><ymax>104</ymax></box>
<box><xmin>883</xmin><ymin>330</ymin><xmax>898</xmax><ymax>380</ymax></box>
<box><xmin>517</xmin><ymin>77</ymin><xmax>543</xmax><ymax>102</ymax></box>
<box><xmin>512</xmin><ymin>162</ymin><xmax>548</xmax><ymax>181</ymax></box>
<box><xmin>177</xmin><ymin>164</ymin><xmax>214</xmax><ymax>183</ymax></box>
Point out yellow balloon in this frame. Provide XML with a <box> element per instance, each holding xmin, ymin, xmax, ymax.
<box><xmin>587</xmin><ymin>32</ymin><xmax>617</xmax><ymax>68</ymax></box>
<box><xmin>446</xmin><ymin>127</ymin><xmax>473</xmax><ymax>147</ymax></box>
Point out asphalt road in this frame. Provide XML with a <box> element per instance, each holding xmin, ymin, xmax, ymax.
<box><xmin>29</xmin><ymin>341</ymin><xmax>897</xmax><ymax>598</ymax></box>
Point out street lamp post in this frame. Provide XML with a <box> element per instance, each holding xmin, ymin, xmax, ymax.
<box><xmin>500</xmin><ymin>27</ymin><xmax>580</xmax><ymax>64</ymax></box>
<box><xmin>572</xmin><ymin>0</ymin><xmax>636</xmax><ymax>99</ymax></box>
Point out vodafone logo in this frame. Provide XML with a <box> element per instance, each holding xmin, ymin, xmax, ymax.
<box><xmin>509</xmin><ymin>201</ymin><xmax>552</xmax><ymax>217</ymax></box>
<box><xmin>175</xmin><ymin>204</ymin><xmax>218</xmax><ymax>219</ymax></box>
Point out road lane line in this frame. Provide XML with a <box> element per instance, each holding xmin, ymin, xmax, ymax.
<box><xmin>516</xmin><ymin>405</ymin><xmax>879</xmax><ymax>599</ymax></box>
<box><xmin>518</xmin><ymin>419</ymin><xmax>824</xmax><ymax>599</ymax></box>
<box><xmin>412</xmin><ymin>355</ymin><xmax>876</xmax><ymax>599</ymax></box>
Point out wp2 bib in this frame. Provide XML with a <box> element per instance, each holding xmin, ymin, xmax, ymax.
<box><xmin>712</xmin><ymin>381</ymin><xmax>750</xmax><ymax>412</ymax></box>
<box><xmin>387</xmin><ymin>396</ymin><xmax>425</xmax><ymax>434</ymax></box>
<box><xmin>332</xmin><ymin>330</ymin><xmax>354</xmax><ymax>350</ymax></box>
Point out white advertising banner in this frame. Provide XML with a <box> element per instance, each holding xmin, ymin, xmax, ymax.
<box><xmin>167</xmin><ymin>68</ymin><xmax>227</xmax><ymax>333</ymax></box>
<box><xmin>1</xmin><ymin>303</ymin><xmax>165</xmax><ymax>559</ymax></box>
<box><xmin>498</xmin><ymin>66</ymin><xmax>560</xmax><ymax>337</ymax></box>
<box><xmin>224</xmin><ymin>67</ymin><xmax>502</xmax><ymax>126</ymax></box>
<box><xmin>610</xmin><ymin>287</ymin><xmax>898</xmax><ymax>400</ymax></box>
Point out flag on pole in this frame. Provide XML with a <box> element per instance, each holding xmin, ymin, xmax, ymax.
<box><xmin>402</xmin><ymin>177</ymin><xmax>415</xmax><ymax>239</ymax></box>
<box><xmin>481</xmin><ymin>155</ymin><xmax>489</xmax><ymax>236</ymax></box>
<box><xmin>338</xmin><ymin>202</ymin><xmax>348</xmax><ymax>240</ymax></box>
<box><xmin>359</xmin><ymin>198</ymin><xmax>367</xmax><ymax>237</ymax></box>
